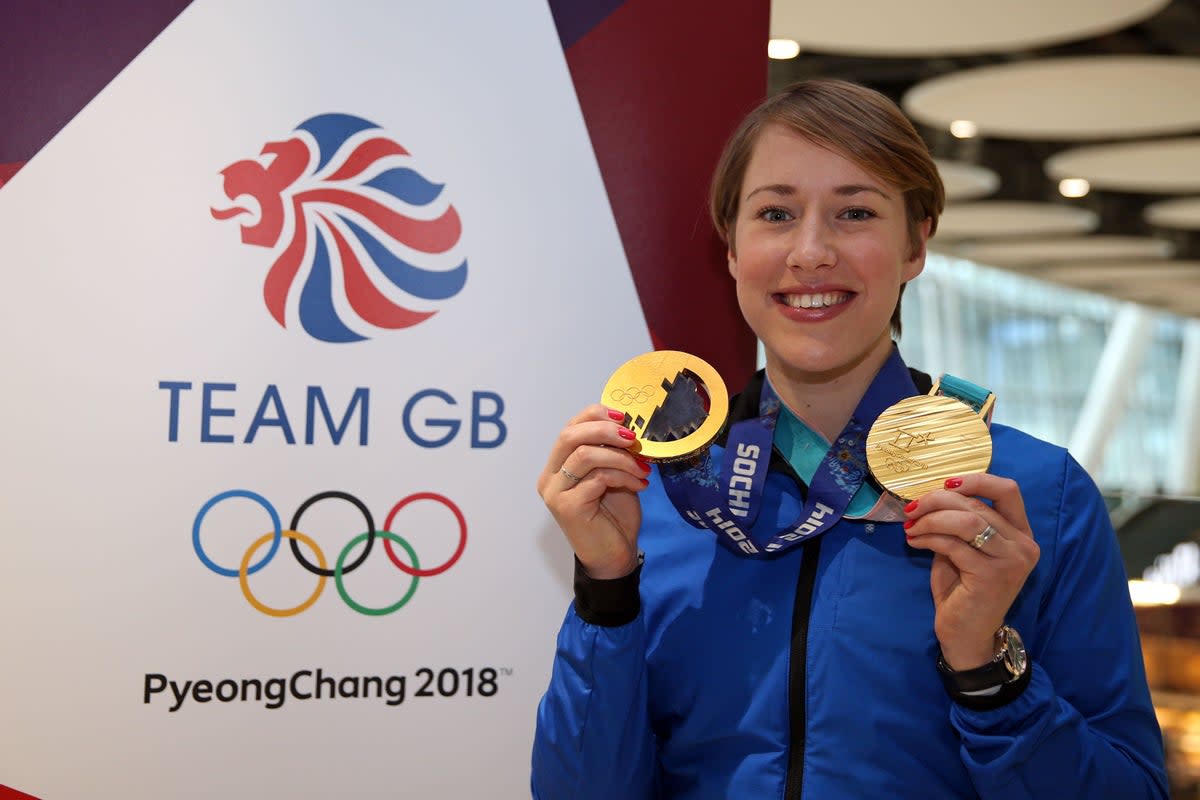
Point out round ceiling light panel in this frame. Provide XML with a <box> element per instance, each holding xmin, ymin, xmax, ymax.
<box><xmin>953</xmin><ymin>236</ymin><xmax>1174</xmax><ymax>268</ymax></box>
<box><xmin>1144</xmin><ymin>197</ymin><xmax>1200</xmax><ymax>230</ymax></box>
<box><xmin>903</xmin><ymin>56</ymin><xmax>1200</xmax><ymax>140</ymax></box>
<box><xmin>770</xmin><ymin>0</ymin><xmax>1167</xmax><ymax>57</ymax></box>
<box><xmin>1045</xmin><ymin>138</ymin><xmax>1200</xmax><ymax>193</ymax></box>
<box><xmin>936</xmin><ymin>159</ymin><xmax>1001</xmax><ymax>202</ymax></box>
<box><xmin>1042</xmin><ymin>260</ymin><xmax>1200</xmax><ymax>287</ymax></box>
<box><xmin>1040</xmin><ymin>261</ymin><xmax>1200</xmax><ymax>318</ymax></box>
<box><xmin>934</xmin><ymin>202</ymin><xmax>1098</xmax><ymax>241</ymax></box>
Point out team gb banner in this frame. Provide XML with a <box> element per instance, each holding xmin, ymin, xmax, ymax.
<box><xmin>0</xmin><ymin>1</ymin><xmax>651</xmax><ymax>797</ymax></box>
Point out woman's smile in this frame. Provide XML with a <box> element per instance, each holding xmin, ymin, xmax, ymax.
<box><xmin>775</xmin><ymin>289</ymin><xmax>853</xmax><ymax>311</ymax></box>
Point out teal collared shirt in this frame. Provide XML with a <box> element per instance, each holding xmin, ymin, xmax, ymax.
<box><xmin>774</xmin><ymin>404</ymin><xmax>882</xmax><ymax>520</ymax></box>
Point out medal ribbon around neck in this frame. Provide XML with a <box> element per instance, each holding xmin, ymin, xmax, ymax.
<box><xmin>660</xmin><ymin>348</ymin><xmax>918</xmax><ymax>558</ymax></box>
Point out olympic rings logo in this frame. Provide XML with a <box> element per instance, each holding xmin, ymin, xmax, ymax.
<box><xmin>193</xmin><ymin>489</ymin><xmax>467</xmax><ymax>617</ymax></box>
<box><xmin>608</xmin><ymin>385</ymin><xmax>656</xmax><ymax>406</ymax></box>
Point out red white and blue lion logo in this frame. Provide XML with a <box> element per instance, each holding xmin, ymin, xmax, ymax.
<box><xmin>211</xmin><ymin>114</ymin><xmax>467</xmax><ymax>343</ymax></box>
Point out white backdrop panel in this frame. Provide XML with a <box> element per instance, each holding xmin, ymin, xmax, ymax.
<box><xmin>0</xmin><ymin>1</ymin><xmax>650</xmax><ymax>797</ymax></box>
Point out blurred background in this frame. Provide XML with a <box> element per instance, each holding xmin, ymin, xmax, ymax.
<box><xmin>765</xmin><ymin>0</ymin><xmax>1199</xmax><ymax>793</ymax></box>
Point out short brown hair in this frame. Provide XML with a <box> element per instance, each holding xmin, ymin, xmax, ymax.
<box><xmin>710</xmin><ymin>79</ymin><xmax>945</xmax><ymax>337</ymax></box>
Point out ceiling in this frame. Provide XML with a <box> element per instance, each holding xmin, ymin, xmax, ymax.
<box><xmin>768</xmin><ymin>0</ymin><xmax>1200</xmax><ymax>319</ymax></box>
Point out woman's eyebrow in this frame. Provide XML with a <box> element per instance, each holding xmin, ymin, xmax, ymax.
<box><xmin>744</xmin><ymin>183</ymin><xmax>794</xmax><ymax>201</ymax></box>
<box><xmin>744</xmin><ymin>183</ymin><xmax>892</xmax><ymax>202</ymax></box>
<box><xmin>835</xmin><ymin>184</ymin><xmax>892</xmax><ymax>201</ymax></box>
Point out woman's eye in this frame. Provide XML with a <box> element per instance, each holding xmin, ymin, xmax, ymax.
<box><xmin>760</xmin><ymin>208</ymin><xmax>791</xmax><ymax>222</ymax></box>
<box><xmin>842</xmin><ymin>207</ymin><xmax>876</xmax><ymax>221</ymax></box>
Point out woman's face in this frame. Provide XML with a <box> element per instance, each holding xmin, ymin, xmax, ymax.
<box><xmin>728</xmin><ymin>123</ymin><xmax>929</xmax><ymax>383</ymax></box>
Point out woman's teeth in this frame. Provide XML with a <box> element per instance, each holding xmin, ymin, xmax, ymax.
<box><xmin>783</xmin><ymin>292</ymin><xmax>848</xmax><ymax>309</ymax></box>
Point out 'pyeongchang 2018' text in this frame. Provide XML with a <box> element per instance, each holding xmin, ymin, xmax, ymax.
<box><xmin>144</xmin><ymin>666</ymin><xmax>502</xmax><ymax>711</ymax></box>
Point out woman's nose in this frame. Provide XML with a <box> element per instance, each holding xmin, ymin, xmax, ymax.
<box><xmin>786</xmin><ymin>218</ymin><xmax>835</xmax><ymax>270</ymax></box>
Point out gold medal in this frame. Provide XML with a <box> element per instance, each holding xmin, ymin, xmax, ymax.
<box><xmin>601</xmin><ymin>350</ymin><xmax>729</xmax><ymax>462</ymax></box>
<box><xmin>865</xmin><ymin>379</ymin><xmax>995</xmax><ymax>502</ymax></box>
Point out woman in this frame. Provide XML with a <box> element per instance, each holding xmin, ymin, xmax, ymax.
<box><xmin>531</xmin><ymin>79</ymin><xmax>1167</xmax><ymax>799</ymax></box>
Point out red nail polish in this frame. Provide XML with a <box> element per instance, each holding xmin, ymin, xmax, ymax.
<box><xmin>607</xmin><ymin>409</ymin><xmax>625</xmax><ymax>421</ymax></box>
<box><xmin>640</xmin><ymin>477</ymin><xmax>649</xmax><ymax>486</ymax></box>
<box><xmin>903</xmin><ymin>519</ymin><xmax>915</xmax><ymax>530</ymax></box>
<box><xmin>945</xmin><ymin>477</ymin><xmax>963</xmax><ymax>489</ymax></box>
<box><xmin>904</xmin><ymin>500</ymin><xmax>919</xmax><ymax>513</ymax></box>
<box><xmin>618</xmin><ymin>428</ymin><xmax>636</xmax><ymax>440</ymax></box>
<box><xmin>636</xmin><ymin>458</ymin><xmax>652</xmax><ymax>472</ymax></box>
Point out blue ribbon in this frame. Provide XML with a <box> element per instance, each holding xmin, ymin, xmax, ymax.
<box><xmin>660</xmin><ymin>348</ymin><xmax>918</xmax><ymax>557</ymax></box>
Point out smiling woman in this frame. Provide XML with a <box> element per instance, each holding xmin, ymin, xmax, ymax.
<box><xmin>723</xmin><ymin>126</ymin><xmax>927</xmax><ymax>439</ymax></box>
<box><xmin>531</xmin><ymin>79</ymin><xmax>1169</xmax><ymax>799</ymax></box>
<box><xmin>705</xmin><ymin>81</ymin><xmax>944</xmax><ymax>443</ymax></box>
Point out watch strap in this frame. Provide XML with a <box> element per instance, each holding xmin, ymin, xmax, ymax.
<box><xmin>948</xmin><ymin>661</ymin><xmax>1033</xmax><ymax>711</ymax></box>
<box><xmin>937</xmin><ymin>649</ymin><xmax>1012</xmax><ymax>694</ymax></box>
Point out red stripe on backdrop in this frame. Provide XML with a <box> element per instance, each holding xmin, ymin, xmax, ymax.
<box><xmin>563</xmin><ymin>0</ymin><xmax>769</xmax><ymax>389</ymax></box>
<box><xmin>0</xmin><ymin>784</ymin><xmax>41</xmax><ymax>799</ymax></box>
<box><xmin>0</xmin><ymin>162</ymin><xmax>24</xmax><ymax>188</ymax></box>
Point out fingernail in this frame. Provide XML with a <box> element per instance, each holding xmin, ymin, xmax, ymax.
<box><xmin>904</xmin><ymin>500</ymin><xmax>919</xmax><ymax>513</ymax></box>
<box><xmin>903</xmin><ymin>519</ymin><xmax>915</xmax><ymax>530</ymax></box>
<box><xmin>945</xmin><ymin>477</ymin><xmax>963</xmax><ymax>489</ymax></box>
<box><xmin>618</xmin><ymin>428</ymin><xmax>636</xmax><ymax>440</ymax></box>
<box><xmin>639</xmin><ymin>477</ymin><xmax>649</xmax><ymax>486</ymax></box>
<box><xmin>607</xmin><ymin>408</ymin><xmax>625</xmax><ymax>421</ymax></box>
<box><xmin>636</xmin><ymin>458</ymin><xmax>652</xmax><ymax>472</ymax></box>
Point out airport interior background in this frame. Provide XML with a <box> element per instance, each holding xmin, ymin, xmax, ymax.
<box><xmin>764</xmin><ymin>0</ymin><xmax>1200</xmax><ymax>794</ymax></box>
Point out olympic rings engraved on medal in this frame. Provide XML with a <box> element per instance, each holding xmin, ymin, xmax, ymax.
<box><xmin>601</xmin><ymin>351</ymin><xmax>730</xmax><ymax>463</ymax></box>
<box><xmin>193</xmin><ymin>489</ymin><xmax>467</xmax><ymax>616</ymax></box>
<box><xmin>608</xmin><ymin>385</ymin><xmax>657</xmax><ymax>406</ymax></box>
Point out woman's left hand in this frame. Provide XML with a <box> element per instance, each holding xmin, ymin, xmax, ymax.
<box><xmin>903</xmin><ymin>473</ymin><xmax>1040</xmax><ymax>670</ymax></box>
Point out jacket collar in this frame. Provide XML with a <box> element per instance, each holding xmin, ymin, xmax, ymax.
<box><xmin>716</xmin><ymin>357</ymin><xmax>934</xmax><ymax>495</ymax></box>
<box><xmin>723</xmin><ymin>362</ymin><xmax>934</xmax><ymax>430</ymax></box>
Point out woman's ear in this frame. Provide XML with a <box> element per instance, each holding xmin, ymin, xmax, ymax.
<box><xmin>903</xmin><ymin>217</ymin><xmax>933</xmax><ymax>281</ymax></box>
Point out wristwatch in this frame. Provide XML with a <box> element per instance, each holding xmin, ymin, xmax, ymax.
<box><xmin>936</xmin><ymin>626</ymin><xmax>1028</xmax><ymax>694</ymax></box>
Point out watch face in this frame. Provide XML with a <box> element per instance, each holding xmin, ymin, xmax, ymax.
<box><xmin>1000</xmin><ymin>626</ymin><xmax>1028</xmax><ymax>680</ymax></box>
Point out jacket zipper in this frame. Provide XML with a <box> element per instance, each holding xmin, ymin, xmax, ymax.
<box><xmin>773</xmin><ymin>449</ymin><xmax>821</xmax><ymax>800</ymax></box>
<box><xmin>783</xmin><ymin>535</ymin><xmax>821</xmax><ymax>800</ymax></box>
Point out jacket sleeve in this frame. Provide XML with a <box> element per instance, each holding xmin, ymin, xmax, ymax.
<box><xmin>952</xmin><ymin>453</ymin><xmax>1169</xmax><ymax>799</ymax></box>
<box><xmin>530</xmin><ymin>560</ymin><xmax>657</xmax><ymax>799</ymax></box>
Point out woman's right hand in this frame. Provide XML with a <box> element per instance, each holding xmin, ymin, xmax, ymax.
<box><xmin>537</xmin><ymin>404</ymin><xmax>652</xmax><ymax>579</ymax></box>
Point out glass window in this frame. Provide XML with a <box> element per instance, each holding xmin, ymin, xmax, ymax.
<box><xmin>899</xmin><ymin>254</ymin><xmax>1187</xmax><ymax>491</ymax></box>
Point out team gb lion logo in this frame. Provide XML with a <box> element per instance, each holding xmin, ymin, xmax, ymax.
<box><xmin>211</xmin><ymin>113</ymin><xmax>467</xmax><ymax>343</ymax></box>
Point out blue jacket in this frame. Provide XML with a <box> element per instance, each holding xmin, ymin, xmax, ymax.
<box><xmin>532</xmin><ymin>369</ymin><xmax>1168</xmax><ymax>799</ymax></box>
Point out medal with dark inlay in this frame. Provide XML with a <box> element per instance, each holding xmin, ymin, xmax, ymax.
<box><xmin>601</xmin><ymin>350</ymin><xmax>729</xmax><ymax>462</ymax></box>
